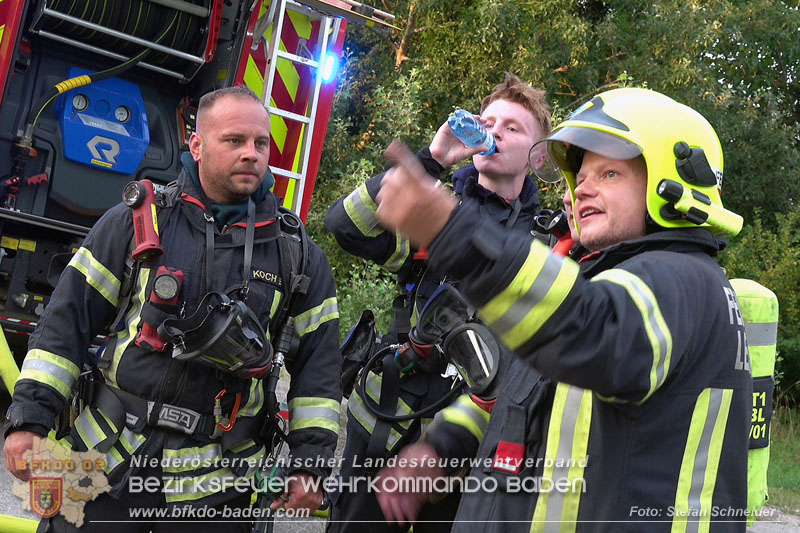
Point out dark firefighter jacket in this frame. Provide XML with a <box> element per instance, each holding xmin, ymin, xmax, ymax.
<box><xmin>6</xmin><ymin>164</ymin><xmax>342</xmax><ymax>507</ymax></box>
<box><xmin>425</xmin><ymin>196</ymin><xmax>752</xmax><ymax>532</ymax></box>
<box><xmin>324</xmin><ymin>148</ymin><xmax>541</xmax><ymax>454</ymax></box>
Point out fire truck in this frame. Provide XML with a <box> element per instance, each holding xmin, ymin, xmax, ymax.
<box><xmin>0</xmin><ymin>0</ymin><xmax>395</xmax><ymax>362</ymax></box>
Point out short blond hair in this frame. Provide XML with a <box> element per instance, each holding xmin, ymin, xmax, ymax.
<box><xmin>481</xmin><ymin>72</ymin><xmax>551</xmax><ymax>135</ymax></box>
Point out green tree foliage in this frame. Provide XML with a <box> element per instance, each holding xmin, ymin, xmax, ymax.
<box><xmin>307</xmin><ymin>0</ymin><xmax>800</xmax><ymax>395</ymax></box>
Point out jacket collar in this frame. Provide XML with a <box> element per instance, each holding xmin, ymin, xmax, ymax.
<box><xmin>579</xmin><ymin>227</ymin><xmax>726</xmax><ymax>274</ymax></box>
<box><xmin>452</xmin><ymin>164</ymin><xmax>540</xmax><ymax>211</ymax></box>
<box><xmin>177</xmin><ymin>153</ymin><xmax>279</xmax><ymax>228</ymax></box>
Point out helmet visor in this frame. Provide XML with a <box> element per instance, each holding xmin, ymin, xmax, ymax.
<box><xmin>529</xmin><ymin>126</ymin><xmax>643</xmax><ymax>183</ymax></box>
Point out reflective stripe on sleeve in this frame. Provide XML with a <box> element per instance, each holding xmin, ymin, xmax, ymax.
<box><xmin>238</xmin><ymin>379</ymin><xmax>265</xmax><ymax>418</ymax></box>
<box><xmin>343</xmin><ymin>184</ymin><xmax>382</xmax><ymax>237</ymax></box>
<box><xmin>591</xmin><ymin>269</ymin><xmax>673</xmax><ymax>404</ymax></box>
<box><xmin>289</xmin><ymin>397</ymin><xmax>341</xmax><ymax>433</ymax></box>
<box><xmin>68</xmin><ymin>247</ymin><xmax>121</xmax><ymax>306</ymax></box>
<box><xmin>293</xmin><ymin>297</ymin><xmax>338</xmax><ymax>337</ymax></box>
<box><xmin>162</xmin><ymin>443</ymin><xmax>264</xmax><ymax>504</ymax></box>
<box><xmin>106</xmin><ymin>268</ymin><xmax>150</xmax><ymax>387</ymax></box>
<box><xmin>18</xmin><ymin>349</ymin><xmax>80</xmax><ymax>399</ymax></box>
<box><xmin>480</xmin><ymin>241</ymin><xmax>579</xmax><ymax>350</ymax></box>
<box><xmin>105</xmin><ymin>427</ymin><xmax>147</xmax><ymax>474</ymax></box>
<box><xmin>438</xmin><ymin>394</ymin><xmax>490</xmax><ymax>442</ymax></box>
<box><xmin>381</xmin><ymin>232</ymin><xmax>411</xmax><ymax>273</ymax></box>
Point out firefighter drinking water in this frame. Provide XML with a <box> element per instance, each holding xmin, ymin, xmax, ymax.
<box><xmin>324</xmin><ymin>73</ymin><xmax>554</xmax><ymax>532</ymax></box>
<box><xmin>375</xmin><ymin>88</ymin><xmax>752</xmax><ymax>532</ymax></box>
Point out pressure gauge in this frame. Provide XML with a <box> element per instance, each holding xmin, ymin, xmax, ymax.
<box><xmin>114</xmin><ymin>105</ymin><xmax>131</xmax><ymax>123</ymax></box>
<box><xmin>72</xmin><ymin>94</ymin><xmax>89</xmax><ymax>111</ymax></box>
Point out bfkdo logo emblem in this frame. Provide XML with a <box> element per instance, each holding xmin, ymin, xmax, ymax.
<box><xmin>31</xmin><ymin>478</ymin><xmax>63</xmax><ymax>518</ymax></box>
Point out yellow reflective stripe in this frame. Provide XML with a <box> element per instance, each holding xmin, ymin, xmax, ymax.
<box><xmin>68</xmin><ymin>247</ymin><xmax>121</xmax><ymax>306</ymax></box>
<box><xmin>229</xmin><ymin>439</ymin><xmax>258</xmax><ymax>455</ymax></box>
<box><xmin>381</xmin><ymin>233</ymin><xmax>410</xmax><ymax>273</ymax></box>
<box><xmin>266</xmin><ymin>292</ymin><xmax>283</xmax><ymax>342</ymax></box>
<box><xmin>481</xmin><ymin>242</ymin><xmax>579</xmax><ymax>350</ymax></box>
<box><xmin>117</xmin><ymin>427</ymin><xmax>146</xmax><ymax>456</ymax></box>
<box><xmin>108</xmin><ymin>268</ymin><xmax>150</xmax><ymax>387</ymax></box>
<box><xmin>244</xmin><ymin>53</ymin><xmax>265</xmax><ymax>100</ymax></box>
<box><xmin>74</xmin><ymin>407</ymin><xmax>114</xmax><ymax>450</ymax></box>
<box><xmin>591</xmin><ymin>269</ymin><xmax>673</xmax><ymax>403</ymax></box>
<box><xmin>95</xmin><ymin>406</ymin><xmax>119</xmax><ymax>435</ymax></box>
<box><xmin>163</xmin><ymin>462</ymin><xmax>261</xmax><ymax>503</ymax></box>
<box><xmin>347</xmin><ymin>389</ymin><xmax>404</xmax><ymax>450</ymax></box>
<box><xmin>18</xmin><ymin>349</ymin><xmax>80</xmax><ymax>399</ymax></box>
<box><xmin>163</xmin><ymin>443</ymin><xmax>222</xmax><ymax>473</ymax></box>
<box><xmin>105</xmin><ymin>449</ymin><xmax>124</xmax><ymax>473</ymax></box>
<box><xmin>531</xmin><ymin>384</ymin><xmax>592</xmax><ymax>533</ymax></box>
<box><xmin>671</xmin><ymin>388</ymin><xmax>733</xmax><ymax>533</ymax></box>
<box><xmin>288</xmin><ymin>397</ymin><xmax>341</xmax><ymax>433</ymax></box>
<box><xmin>276</xmin><ymin>46</ymin><xmax>299</xmax><ymax>103</ymax></box>
<box><xmin>239</xmin><ymin>379</ymin><xmax>265</xmax><ymax>417</ymax></box>
<box><xmin>363</xmin><ymin>371</ymin><xmax>413</xmax><ymax>424</ymax></box>
<box><xmin>344</xmin><ymin>184</ymin><xmax>381</xmax><ymax>237</ymax></box>
<box><xmin>269</xmin><ymin>112</ymin><xmax>288</xmax><ymax>154</ymax></box>
<box><xmin>293</xmin><ymin>297</ymin><xmax>338</xmax><ymax>337</ymax></box>
<box><xmin>440</xmin><ymin>395</ymin><xmax>490</xmax><ymax>441</ymax></box>
<box><xmin>419</xmin><ymin>417</ymin><xmax>433</xmax><ymax>436</ymax></box>
<box><xmin>104</xmin><ymin>445</ymin><xmax>124</xmax><ymax>474</ymax></box>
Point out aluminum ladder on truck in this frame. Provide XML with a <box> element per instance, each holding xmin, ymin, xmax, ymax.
<box><xmin>258</xmin><ymin>0</ymin><xmax>395</xmax><ymax>214</ymax></box>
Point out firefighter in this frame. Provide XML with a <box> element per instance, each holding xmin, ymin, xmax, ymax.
<box><xmin>324</xmin><ymin>73</ymin><xmax>553</xmax><ymax>531</ymax></box>
<box><xmin>3</xmin><ymin>86</ymin><xmax>342</xmax><ymax>532</ymax></box>
<box><xmin>375</xmin><ymin>88</ymin><xmax>751</xmax><ymax>532</ymax></box>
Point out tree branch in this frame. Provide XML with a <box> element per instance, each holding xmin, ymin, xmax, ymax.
<box><xmin>395</xmin><ymin>1</ymin><xmax>418</xmax><ymax>69</ymax></box>
<box><xmin>553</xmin><ymin>51</ymin><xmax>628</xmax><ymax>73</ymax></box>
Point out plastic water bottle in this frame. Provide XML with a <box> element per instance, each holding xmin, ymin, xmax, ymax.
<box><xmin>447</xmin><ymin>109</ymin><xmax>496</xmax><ymax>155</ymax></box>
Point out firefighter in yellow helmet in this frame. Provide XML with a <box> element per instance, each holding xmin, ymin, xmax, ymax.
<box><xmin>374</xmin><ymin>88</ymin><xmax>752</xmax><ymax>532</ymax></box>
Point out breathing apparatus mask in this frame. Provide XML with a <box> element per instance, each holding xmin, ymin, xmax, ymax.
<box><xmin>159</xmin><ymin>290</ymin><xmax>272</xmax><ymax>379</ymax></box>
<box><xmin>356</xmin><ymin>283</ymin><xmax>501</xmax><ymax>425</ymax></box>
<box><xmin>411</xmin><ymin>284</ymin><xmax>502</xmax><ymax>400</ymax></box>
